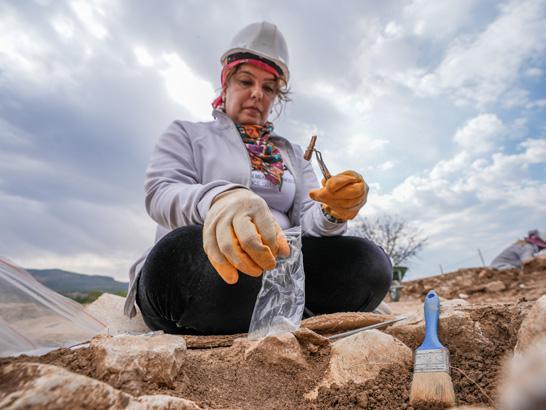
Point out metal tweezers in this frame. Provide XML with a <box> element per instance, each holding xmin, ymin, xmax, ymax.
<box><xmin>304</xmin><ymin>135</ymin><xmax>332</xmax><ymax>180</ymax></box>
<box><xmin>327</xmin><ymin>315</ymin><xmax>407</xmax><ymax>341</ymax></box>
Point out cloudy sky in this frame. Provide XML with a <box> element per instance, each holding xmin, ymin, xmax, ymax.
<box><xmin>1</xmin><ymin>0</ymin><xmax>545</xmax><ymax>281</ymax></box>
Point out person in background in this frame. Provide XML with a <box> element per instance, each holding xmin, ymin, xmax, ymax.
<box><xmin>490</xmin><ymin>229</ymin><xmax>546</xmax><ymax>270</ymax></box>
<box><xmin>124</xmin><ymin>22</ymin><xmax>392</xmax><ymax>334</ymax></box>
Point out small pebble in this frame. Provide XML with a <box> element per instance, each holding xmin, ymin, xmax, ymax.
<box><xmin>356</xmin><ymin>392</ymin><xmax>368</xmax><ymax>408</ymax></box>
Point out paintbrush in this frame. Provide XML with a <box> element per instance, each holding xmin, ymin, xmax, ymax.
<box><xmin>409</xmin><ymin>290</ymin><xmax>456</xmax><ymax>408</ymax></box>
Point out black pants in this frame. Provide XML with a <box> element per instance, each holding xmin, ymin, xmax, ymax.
<box><xmin>136</xmin><ymin>225</ymin><xmax>392</xmax><ymax>335</ymax></box>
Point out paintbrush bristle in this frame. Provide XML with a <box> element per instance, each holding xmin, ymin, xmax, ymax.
<box><xmin>409</xmin><ymin>371</ymin><xmax>456</xmax><ymax>408</ymax></box>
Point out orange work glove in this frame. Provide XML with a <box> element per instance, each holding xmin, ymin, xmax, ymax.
<box><xmin>203</xmin><ymin>188</ymin><xmax>291</xmax><ymax>284</ymax></box>
<box><xmin>309</xmin><ymin>170</ymin><xmax>368</xmax><ymax>221</ymax></box>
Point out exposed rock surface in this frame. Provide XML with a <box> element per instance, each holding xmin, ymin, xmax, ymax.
<box><xmin>293</xmin><ymin>327</ymin><xmax>330</xmax><ymax>353</ymax></box>
<box><xmin>1</xmin><ymin>262</ymin><xmax>545</xmax><ymax>409</ymax></box>
<box><xmin>237</xmin><ymin>332</ymin><xmax>309</xmax><ymax>370</ymax></box>
<box><xmin>385</xmin><ymin>302</ymin><xmax>523</xmax><ymax>409</ymax></box>
<box><xmin>90</xmin><ymin>333</ymin><xmax>186</xmax><ymax>387</ymax></box>
<box><xmin>515</xmin><ymin>295</ymin><xmax>546</xmax><ymax>353</ymax></box>
<box><xmin>0</xmin><ymin>362</ymin><xmax>131</xmax><ymax>409</ymax></box>
<box><xmin>306</xmin><ymin>329</ymin><xmax>412</xmax><ymax>400</ymax></box>
<box><xmin>129</xmin><ymin>394</ymin><xmax>201</xmax><ymax>409</ymax></box>
<box><xmin>400</xmin><ymin>258</ymin><xmax>546</xmax><ymax>303</ymax></box>
<box><xmin>522</xmin><ymin>253</ymin><xmax>546</xmax><ymax>275</ymax></box>
<box><xmin>327</xmin><ymin>330</ymin><xmax>412</xmax><ymax>385</ymax></box>
<box><xmin>0</xmin><ymin>362</ymin><xmax>201</xmax><ymax>409</ymax></box>
<box><xmin>483</xmin><ymin>280</ymin><xmax>506</xmax><ymax>293</ymax></box>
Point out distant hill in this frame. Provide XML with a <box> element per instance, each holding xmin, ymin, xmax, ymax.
<box><xmin>27</xmin><ymin>268</ymin><xmax>128</xmax><ymax>295</ymax></box>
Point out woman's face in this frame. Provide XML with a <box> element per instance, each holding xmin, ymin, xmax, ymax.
<box><xmin>223</xmin><ymin>64</ymin><xmax>278</xmax><ymax>125</ymax></box>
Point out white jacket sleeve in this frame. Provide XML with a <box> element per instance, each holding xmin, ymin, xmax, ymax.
<box><xmin>294</xmin><ymin>145</ymin><xmax>347</xmax><ymax>237</ymax></box>
<box><xmin>520</xmin><ymin>243</ymin><xmax>537</xmax><ymax>262</ymax></box>
<box><xmin>144</xmin><ymin>121</ymin><xmax>246</xmax><ymax>229</ymax></box>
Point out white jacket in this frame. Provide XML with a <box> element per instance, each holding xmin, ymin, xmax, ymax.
<box><xmin>124</xmin><ymin>110</ymin><xmax>346</xmax><ymax>317</ymax></box>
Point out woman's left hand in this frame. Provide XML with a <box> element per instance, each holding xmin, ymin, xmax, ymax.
<box><xmin>309</xmin><ymin>170</ymin><xmax>368</xmax><ymax>221</ymax></box>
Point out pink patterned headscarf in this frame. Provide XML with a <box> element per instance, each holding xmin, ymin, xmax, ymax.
<box><xmin>526</xmin><ymin>231</ymin><xmax>546</xmax><ymax>249</ymax></box>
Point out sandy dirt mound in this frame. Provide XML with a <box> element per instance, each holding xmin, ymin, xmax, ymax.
<box><xmin>399</xmin><ymin>255</ymin><xmax>546</xmax><ymax>304</ymax></box>
<box><xmin>1</xmin><ymin>255</ymin><xmax>545</xmax><ymax>409</ymax></box>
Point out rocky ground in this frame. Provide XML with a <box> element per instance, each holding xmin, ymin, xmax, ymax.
<box><xmin>1</xmin><ymin>255</ymin><xmax>545</xmax><ymax>409</ymax></box>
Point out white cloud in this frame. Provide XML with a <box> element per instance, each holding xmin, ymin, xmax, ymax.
<box><xmin>69</xmin><ymin>0</ymin><xmax>108</xmax><ymax>40</ymax></box>
<box><xmin>160</xmin><ymin>53</ymin><xmax>216</xmax><ymax>121</ymax></box>
<box><xmin>133</xmin><ymin>46</ymin><xmax>155</xmax><ymax>67</ymax></box>
<box><xmin>365</xmin><ymin>131</ymin><xmax>546</xmax><ymax>277</ymax></box>
<box><xmin>0</xmin><ymin>6</ymin><xmax>82</xmax><ymax>93</ymax></box>
<box><xmin>366</xmin><ymin>114</ymin><xmax>543</xmax><ymax>213</ymax></box>
<box><xmin>384</xmin><ymin>21</ymin><xmax>403</xmax><ymax>38</ymax></box>
<box><xmin>0</xmin><ymin>119</ymin><xmax>34</xmax><ymax>149</ymax></box>
<box><xmin>525</xmin><ymin>67</ymin><xmax>543</xmax><ymax>77</ymax></box>
<box><xmin>1</xmin><ymin>0</ymin><xmax>545</xmax><ymax>282</ymax></box>
<box><xmin>518</xmin><ymin>138</ymin><xmax>546</xmax><ymax>162</ymax></box>
<box><xmin>0</xmin><ymin>190</ymin><xmax>155</xmax><ymax>280</ymax></box>
<box><xmin>453</xmin><ymin>113</ymin><xmax>506</xmax><ymax>154</ymax></box>
<box><xmin>50</xmin><ymin>15</ymin><xmax>75</xmax><ymax>40</ymax></box>
<box><xmin>429</xmin><ymin>152</ymin><xmax>470</xmax><ymax>179</ymax></box>
<box><xmin>526</xmin><ymin>99</ymin><xmax>546</xmax><ymax>109</ymax></box>
<box><xmin>0</xmin><ymin>152</ymin><xmax>49</xmax><ymax>177</ymax></box>
<box><xmin>346</xmin><ymin>134</ymin><xmax>390</xmax><ymax>153</ymax></box>
<box><xmin>378</xmin><ymin>160</ymin><xmax>397</xmax><ymax>171</ymax></box>
<box><xmin>460</xmin><ymin>139</ymin><xmax>546</xmax><ymax>204</ymax></box>
<box><xmin>312</xmin><ymin>81</ymin><xmax>377</xmax><ymax>116</ymax></box>
<box><xmin>0</xmin><ymin>6</ymin><xmax>49</xmax><ymax>79</ymax></box>
<box><xmin>401</xmin><ymin>0</ymin><xmax>546</xmax><ymax>107</ymax></box>
<box><xmin>403</xmin><ymin>0</ymin><xmax>479</xmax><ymax>39</ymax></box>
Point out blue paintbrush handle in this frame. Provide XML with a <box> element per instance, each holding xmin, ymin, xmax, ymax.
<box><xmin>418</xmin><ymin>290</ymin><xmax>444</xmax><ymax>350</ymax></box>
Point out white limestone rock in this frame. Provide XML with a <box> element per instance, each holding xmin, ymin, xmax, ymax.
<box><xmin>0</xmin><ymin>362</ymin><xmax>202</xmax><ymax>410</ymax></box>
<box><xmin>306</xmin><ymin>329</ymin><xmax>412</xmax><ymax>400</ymax></box>
<box><xmin>237</xmin><ymin>332</ymin><xmax>308</xmax><ymax>370</ymax></box>
<box><xmin>0</xmin><ymin>362</ymin><xmax>132</xmax><ymax>409</ymax></box>
<box><xmin>130</xmin><ymin>394</ymin><xmax>202</xmax><ymax>409</ymax></box>
<box><xmin>484</xmin><ymin>280</ymin><xmax>506</xmax><ymax>293</ymax></box>
<box><xmin>91</xmin><ymin>333</ymin><xmax>186</xmax><ymax>387</ymax></box>
<box><xmin>515</xmin><ymin>294</ymin><xmax>546</xmax><ymax>353</ymax></box>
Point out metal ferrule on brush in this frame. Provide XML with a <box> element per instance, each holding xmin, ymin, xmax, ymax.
<box><xmin>414</xmin><ymin>348</ymin><xmax>450</xmax><ymax>373</ymax></box>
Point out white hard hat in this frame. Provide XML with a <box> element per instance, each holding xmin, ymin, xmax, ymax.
<box><xmin>221</xmin><ymin>21</ymin><xmax>290</xmax><ymax>81</ymax></box>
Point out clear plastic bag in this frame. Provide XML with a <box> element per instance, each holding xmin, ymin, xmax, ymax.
<box><xmin>0</xmin><ymin>258</ymin><xmax>105</xmax><ymax>357</ymax></box>
<box><xmin>248</xmin><ymin>226</ymin><xmax>305</xmax><ymax>340</ymax></box>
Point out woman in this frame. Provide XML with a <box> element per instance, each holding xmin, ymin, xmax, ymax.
<box><xmin>490</xmin><ymin>229</ymin><xmax>546</xmax><ymax>270</ymax></box>
<box><xmin>124</xmin><ymin>22</ymin><xmax>392</xmax><ymax>334</ymax></box>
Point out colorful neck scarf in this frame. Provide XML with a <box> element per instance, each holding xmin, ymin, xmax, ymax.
<box><xmin>236</xmin><ymin>122</ymin><xmax>284</xmax><ymax>189</ymax></box>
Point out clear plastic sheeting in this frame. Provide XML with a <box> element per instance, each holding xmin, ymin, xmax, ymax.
<box><xmin>0</xmin><ymin>258</ymin><xmax>105</xmax><ymax>357</ymax></box>
<box><xmin>248</xmin><ymin>226</ymin><xmax>305</xmax><ymax>340</ymax></box>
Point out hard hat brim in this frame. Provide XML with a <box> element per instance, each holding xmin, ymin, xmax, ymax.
<box><xmin>221</xmin><ymin>48</ymin><xmax>289</xmax><ymax>82</ymax></box>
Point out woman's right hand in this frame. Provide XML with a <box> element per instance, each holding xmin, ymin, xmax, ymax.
<box><xmin>203</xmin><ymin>188</ymin><xmax>290</xmax><ymax>284</ymax></box>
